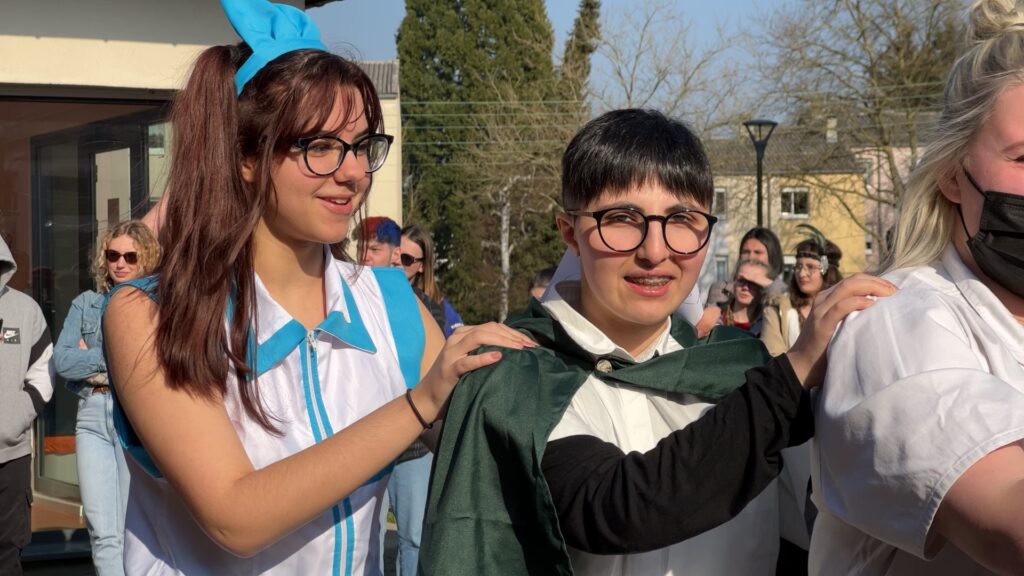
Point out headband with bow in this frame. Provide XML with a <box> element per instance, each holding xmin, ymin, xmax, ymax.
<box><xmin>221</xmin><ymin>0</ymin><xmax>328</xmax><ymax>95</ymax></box>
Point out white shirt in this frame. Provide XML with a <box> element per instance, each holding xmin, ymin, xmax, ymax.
<box><xmin>545</xmin><ymin>281</ymin><xmax>782</xmax><ymax>576</ymax></box>
<box><xmin>810</xmin><ymin>246</ymin><xmax>1024</xmax><ymax>576</ymax></box>
<box><xmin>118</xmin><ymin>255</ymin><xmax>419</xmax><ymax>576</ymax></box>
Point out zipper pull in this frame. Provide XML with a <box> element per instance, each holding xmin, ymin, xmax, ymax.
<box><xmin>307</xmin><ymin>330</ymin><xmax>316</xmax><ymax>346</ymax></box>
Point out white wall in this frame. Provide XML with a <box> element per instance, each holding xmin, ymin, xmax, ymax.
<box><xmin>361</xmin><ymin>96</ymin><xmax>403</xmax><ymax>226</ymax></box>
<box><xmin>1</xmin><ymin>0</ymin><xmax>404</xmax><ymax>241</ymax></box>
<box><xmin>0</xmin><ymin>0</ymin><xmax>302</xmax><ymax>90</ymax></box>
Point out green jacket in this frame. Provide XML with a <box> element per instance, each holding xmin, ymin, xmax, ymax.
<box><xmin>420</xmin><ymin>301</ymin><xmax>770</xmax><ymax>575</ymax></box>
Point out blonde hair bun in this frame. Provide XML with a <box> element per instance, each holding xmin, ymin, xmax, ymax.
<box><xmin>970</xmin><ymin>0</ymin><xmax>1024</xmax><ymax>46</ymax></box>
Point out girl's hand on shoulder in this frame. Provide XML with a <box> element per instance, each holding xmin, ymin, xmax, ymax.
<box><xmin>415</xmin><ymin>323</ymin><xmax>537</xmax><ymax>421</ymax></box>
<box><xmin>786</xmin><ymin>273</ymin><xmax>897</xmax><ymax>389</ymax></box>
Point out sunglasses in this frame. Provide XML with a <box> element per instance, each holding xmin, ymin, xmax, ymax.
<box><xmin>400</xmin><ymin>253</ymin><xmax>423</xmax><ymax>267</ymax></box>
<box><xmin>733</xmin><ymin>278</ymin><xmax>764</xmax><ymax>291</ymax></box>
<box><xmin>105</xmin><ymin>250</ymin><xmax>139</xmax><ymax>265</ymax></box>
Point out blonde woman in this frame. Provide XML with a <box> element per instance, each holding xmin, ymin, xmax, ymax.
<box><xmin>52</xmin><ymin>220</ymin><xmax>158</xmax><ymax>576</ymax></box>
<box><xmin>811</xmin><ymin>1</ymin><xmax>1024</xmax><ymax>574</ymax></box>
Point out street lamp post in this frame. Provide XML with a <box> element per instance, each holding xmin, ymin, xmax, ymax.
<box><xmin>743</xmin><ymin>119</ymin><xmax>778</xmax><ymax>228</ymax></box>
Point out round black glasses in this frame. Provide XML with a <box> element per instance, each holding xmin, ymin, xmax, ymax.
<box><xmin>292</xmin><ymin>133</ymin><xmax>394</xmax><ymax>176</ymax></box>
<box><xmin>567</xmin><ymin>206</ymin><xmax>717</xmax><ymax>254</ymax></box>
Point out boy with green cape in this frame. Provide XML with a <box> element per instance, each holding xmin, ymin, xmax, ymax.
<box><xmin>420</xmin><ymin>109</ymin><xmax>894</xmax><ymax>575</ymax></box>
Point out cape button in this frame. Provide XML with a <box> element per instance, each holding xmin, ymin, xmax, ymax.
<box><xmin>595</xmin><ymin>359</ymin><xmax>613</xmax><ymax>373</ymax></box>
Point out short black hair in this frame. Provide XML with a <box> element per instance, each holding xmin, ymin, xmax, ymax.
<box><xmin>561</xmin><ymin>109</ymin><xmax>713</xmax><ymax>210</ymax></box>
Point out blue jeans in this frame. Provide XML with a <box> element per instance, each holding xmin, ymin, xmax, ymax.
<box><xmin>387</xmin><ymin>454</ymin><xmax>432</xmax><ymax>576</ymax></box>
<box><xmin>76</xmin><ymin>392</ymin><xmax>129</xmax><ymax>576</ymax></box>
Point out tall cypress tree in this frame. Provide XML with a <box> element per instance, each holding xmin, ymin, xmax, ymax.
<box><xmin>560</xmin><ymin>0</ymin><xmax>601</xmax><ymax>102</ymax></box>
<box><xmin>398</xmin><ymin>0</ymin><xmax>570</xmax><ymax>321</ymax></box>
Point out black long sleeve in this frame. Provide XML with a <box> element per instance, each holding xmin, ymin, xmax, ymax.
<box><xmin>541</xmin><ymin>354</ymin><xmax>813</xmax><ymax>554</ymax></box>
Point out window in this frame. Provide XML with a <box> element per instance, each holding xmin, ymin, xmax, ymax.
<box><xmin>713</xmin><ymin>187</ymin><xmax>727</xmax><ymax>215</ymax></box>
<box><xmin>780</xmin><ymin>187</ymin><xmax>809</xmax><ymax>218</ymax></box>
<box><xmin>715</xmin><ymin>255</ymin><xmax>729</xmax><ymax>282</ymax></box>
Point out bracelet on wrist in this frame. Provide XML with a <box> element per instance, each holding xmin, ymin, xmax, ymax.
<box><xmin>405</xmin><ymin>389</ymin><xmax>433</xmax><ymax>430</ymax></box>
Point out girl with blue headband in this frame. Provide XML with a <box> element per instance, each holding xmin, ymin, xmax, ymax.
<box><xmin>101</xmin><ymin>1</ymin><xmax>534</xmax><ymax>573</ymax></box>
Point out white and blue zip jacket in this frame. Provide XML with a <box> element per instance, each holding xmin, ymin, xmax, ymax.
<box><xmin>107</xmin><ymin>253</ymin><xmax>425</xmax><ymax>576</ymax></box>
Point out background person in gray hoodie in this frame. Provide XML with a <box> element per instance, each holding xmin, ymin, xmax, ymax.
<box><xmin>0</xmin><ymin>234</ymin><xmax>54</xmax><ymax>576</ymax></box>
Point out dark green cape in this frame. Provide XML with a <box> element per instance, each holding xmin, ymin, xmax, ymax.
<box><xmin>419</xmin><ymin>300</ymin><xmax>770</xmax><ymax>575</ymax></box>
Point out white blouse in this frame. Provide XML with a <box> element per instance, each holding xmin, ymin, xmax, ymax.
<box><xmin>115</xmin><ymin>255</ymin><xmax>422</xmax><ymax>576</ymax></box>
<box><xmin>810</xmin><ymin>246</ymin><xmax>1024</xmax><ymax>576</ymax></box>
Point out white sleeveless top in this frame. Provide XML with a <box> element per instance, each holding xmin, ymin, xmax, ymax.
<box><xmin>109</xmin><ymin>256</ymin><xmax>424</xmax><ymax>575</ymax></box>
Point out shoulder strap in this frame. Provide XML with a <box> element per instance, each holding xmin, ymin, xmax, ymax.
<box><xmin>100</xmin><ymin>275</ymin><xmax>162</xmax><ymax>478</ymax></box>
<box><xmin>371</xmin><ymin>268</ymin><xmax>426</xmax><ymax>389</ymax></box>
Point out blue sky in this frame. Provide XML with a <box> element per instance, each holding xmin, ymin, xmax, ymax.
<box><xmin>308</xmin><ymin>0</ymin><xmax>791</xmax><ymax>62</ymax></box>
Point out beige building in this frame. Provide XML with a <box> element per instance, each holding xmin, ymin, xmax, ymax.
<box><xmin>701</xmin><ymin>126</ymin><xmax>869</xmax><ymax>297</ymax></box>
<box><xmin>0</xmin><ymin>0</ymin><xmax>403</xmax><ymax>554</ymax></box>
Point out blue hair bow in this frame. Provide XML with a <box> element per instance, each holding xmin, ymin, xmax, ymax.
<box><xmin>221</xmin><ymin>0</ymin><xmax>328</xmax><ymax>95</ymax></box>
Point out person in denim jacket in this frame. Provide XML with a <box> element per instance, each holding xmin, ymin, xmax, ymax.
<box><xmin>53</xmin><ymin>220</ymin><xmax>158</xmax><ymax>576</ymax></box>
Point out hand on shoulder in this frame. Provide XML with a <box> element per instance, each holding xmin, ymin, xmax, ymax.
<box><xmin>414</xmin><ymin>323</ymin><xmax>538</xmax><ymax>423</ymax></box>
<box><xmin>785</xmin><ymin>273</ymin><xmax>897</xmax><ymax>389</ymax></box>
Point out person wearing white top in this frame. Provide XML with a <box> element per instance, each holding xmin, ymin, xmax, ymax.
<box><xmin>420</xmin><ymin>109</ymin><xmax>895</xmax><ymax>576</ymax></box>
<box><xmin>810</xmin><ymin>2</ymin><xmax>1024</xmax><ymax>574</ymax></box>
<box><xmin>102</xmin><ymin>1</ymin><xmax>534</xmax><ymax>574</ymax></box>
<box><xmin>543</xmin><ymin>281</ymin><xmax>784</xmax><ymax>575</ymax></box>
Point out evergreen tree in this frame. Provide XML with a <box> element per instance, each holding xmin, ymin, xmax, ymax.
<box><xmin>560</xmin><ymin>0</ymin><xmax>601</xmax><ymax>102</ymax></box>
<box><xmin>398</xmin><ymin>0</ymin><xmax>579</xmax><ymax>321</ymax></box>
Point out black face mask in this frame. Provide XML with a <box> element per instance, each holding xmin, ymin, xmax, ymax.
<box><xmin>958</xmin><ymin>168</ymin><xmax>1024</xmax><ymax>299</ymax></box>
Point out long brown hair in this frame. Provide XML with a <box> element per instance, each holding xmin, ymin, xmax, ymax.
<box><xmin>725</xmin><ymin>258</ymin><xmax>771</xmax><ymax>326</ymax></box>
<box><xmin>788</xmin><ymin>238</ymin><xmax>843</xmax><ymax>309</ymax></box>
<box><xmin>93</xmin><ymin>220</ymin><xmax>160</xmax><ymax>294</ymax></box>
<box><xmin>401</xmin><ymin>224</ymin><xmax>442</xmax><ymax>302</ymax></box>
<box><xmin>155</xmin><ymin>45</ymin><xmax>383</xmax><ymax>431</ymax></box>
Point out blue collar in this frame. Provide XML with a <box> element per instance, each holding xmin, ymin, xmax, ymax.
<box><xmin>252</xmin><ymin>275</ymin><xmax>376</xmax><ymax>377</ymax></box>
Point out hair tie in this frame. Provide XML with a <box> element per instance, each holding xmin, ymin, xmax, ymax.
<box><xmin>221</xmin><ymin>0</ymin><xmax>327</xmax><ymax>95</ymax></box>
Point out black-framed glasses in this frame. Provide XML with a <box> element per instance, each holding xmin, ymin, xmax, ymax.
<box><xmin>292</xmin><ymin>133</ymin><xmax>394</xmax><ymax>176</ymax></box>
<box><xmin>105</xmin><ymin>250</ymin><xmax>139</xmax><ymax>265</ymax></box>
<box><xmin>567</xmin><ymin>206</ymin><xmax>717</xmax><ymax>254</ymax></box>
<box><xmin>400</xmin><ymin>253</ymin><xmax>423</xmax><ymax>267</ymax></box>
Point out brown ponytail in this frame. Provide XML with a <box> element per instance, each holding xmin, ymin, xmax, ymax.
<box><xmin>154</xmin><ymin>45</ymin><xmax>384</xmax><ymax>432</ymax></box>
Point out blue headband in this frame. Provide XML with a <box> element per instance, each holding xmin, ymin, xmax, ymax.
<box><xmin>221</xmin><ymin>0</ymin><xmax>328</xmax><ymax>95</ymax></box>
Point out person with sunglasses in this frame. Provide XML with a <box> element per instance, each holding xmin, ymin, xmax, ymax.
<box><xmin>719</xmin><ymin>259</ymin><xmax>774</xmax><ymax>336</ymax></box>
<box><xmin>100</xmin><ymin>1</ymin><xmax>531</xmax><ymax>574</ymax></box>
<box><xmin>52</xmin><ymin>219</ymin><xmax>159</xmax><ymax>576</ymax></box>
<box><xmin>420</xmin><ymin>109</ymin><xmax>896</xmax><ymax>575</ymax></box>
<box><xmin>401</xmin><ymin>224</ymin><xmax>463</xmax><ymax>337</ymax></box>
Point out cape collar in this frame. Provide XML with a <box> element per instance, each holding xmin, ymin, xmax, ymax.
<box><xmin>509</xmin><ymin>290</ymin><xmax>765</xmax><ymax>400</ymax></box>
<box><xmin>540</xmin><ymin>280</ymin><xmax>677</xmax><ymax>363</ymax></box>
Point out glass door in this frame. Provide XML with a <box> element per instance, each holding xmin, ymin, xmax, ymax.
<box><xmin>31</xmin><ymin>107</ymin><xmax>165</xmax><ymax>498</ymax></box>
